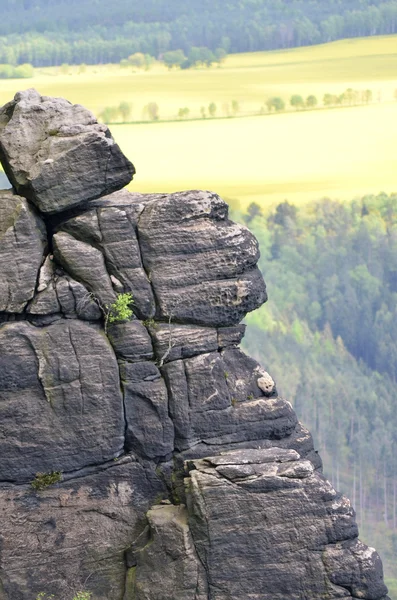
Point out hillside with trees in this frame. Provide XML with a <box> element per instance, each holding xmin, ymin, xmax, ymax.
<box><xmin>1</xmin><ymin>0</ymin><xmax>397</xmax><ymax>66</ymax></box>
<box><xmin>233</xmin><ymin>194</ymin><xmax>397</xmax><ymax>594</ymax></box>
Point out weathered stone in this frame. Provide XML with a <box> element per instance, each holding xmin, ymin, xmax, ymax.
<box><xmin>163</xmin><ymin>348</ymin><xmax>294</xmax><ymax>451</ymax></box>
<box><xmin>58</xmin><ymin>198</ymin><xmax>156</xmax><ymax>319</ymax></box>
<box><xmin>0</xmin><ymin>458</ymin><xmax>166</xmax><ymax>600</ymax></box>
<box><xmin>53</xmin><ymin>231</ymin><xmax>116</xmax><ymax>309</ymax></box>
<box><xmin>323</xmin><ymin>540</ymin><xmax>390</xmax><ymax>599</ymax></box>
<box><xmin>0</xmin><ymin>89</ymin><xmax>134</xmax><ymax>214</ymax></box>
<box><xmin>120</xmin><ymin>361</ymin><xmax>174</xmax><ymax>460</ymax></box>
<box><xmin>150</xmin><ymin>323</ymin><xmax>218</xmax><ymax>364</ymax></box>
<box><xmin>0</xmin><ymin>319</ymin><xmax>124</xmax><ymax>481</ymax></box>
<box><xmin>257</xmin><ymin>371</ymin><xmax>276</xmax><ymax>396</ymax></box>
<box><xmin>56</xmin><ymin>276</ymin><xmax>102</xmax><ymax>320</ymax></box>
<box><xmin>184</xmin><ymin>449</ymin><xmax>389</xmax><ymax>600</ymax></box>
<box><xmin>57</xmin><ymin>189</ymin><xmax>266</xmax><ymax>324</ymax></box>
<box><xmin>137</xmin><ymin>190</ymin><xmax>267</xmax><ymax>326</ymax></box>
<box><xmin>108</xmin><ymin>320</ymin><xmax>154</xmax><ymax>362</ymax></box>
<box><xmin>0</xmin><ymin>190</ymin><xmax>46</xmax><ymax>312</ymax></box>
<box><xmin>217</xmin><ymin>324</ymin><xmax>246</xmax><ymax>348</ymax></box>
<box><xmin>132</xmin><ymin>504</ymin><xmax>208</xmax><ymax>600</ymax></box>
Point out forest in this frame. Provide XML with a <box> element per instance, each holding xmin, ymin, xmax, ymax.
<box><xmin>235</xmin><ymin>194</ymin><xmax>397</xmax><ymax>590</ymax></box>
<box><xmin>1</xmin><ymin>0</ymin><xmax>397</xmax><ymax>66</ymax></box>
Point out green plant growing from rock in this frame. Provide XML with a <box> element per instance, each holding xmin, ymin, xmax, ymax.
<box><xmin>31</xmin><ymin>471</ymin><xmax>62</xmax><ymax>491</ymax></box>
<box><xmin>104</xmin><ymin>292</ymin><xmax>134</xmax><ymax>332</ymax></box>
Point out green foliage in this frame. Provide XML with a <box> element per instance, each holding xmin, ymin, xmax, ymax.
<box><xmin>142</xmin><ymin>318</ymin><xmax>158</xmax><ymax>329</ymax></box>
<box><xmin>144</xmin><ymin>102</ymin><xmax>160</xmax><ymax>121</ymax></box>
<box><xmin>0</xmin><ymin>62</ymin><xmax>33</xmax><ymax>78</ymax></box>
<box><xmin>99</xmin><ymin>106</ymin><xmax>120</xmax><ymax>123</ymax></box>
<box><xmin>177</xmin><ymin>107</ymin><xmax>190</xmax><ymax>119</ymax></box>
<box><xmin>31</xmin><ymin>471</ymin><xmax>62</xmax><ymax>491</ymax></box>
<box><xmin>108</xmin><ymin>293</ymin><xmax>134</xmax><ymax>324</ymax></box>
<box><xmin>266</xmin><ymin>97</ymin><xmax>285</xmax><ymax>112</ymax></box>
<box><xmin>231</xmin><ymin>100</ymin><xmax>240</xmax><ymax>116</ymax></box>
<box><xmin>244</xmin><ymin>202</ymin><xmax>263</xmax><ymax>224</ymax></box>
<box><xmin>208</xmin><ymin>102</ymin><xmax>217</xmax><ymax>117</ymax></box>
<box><xmin>290</xmin><ymin>94</ymin><xmax>304</xmax><ymax>110</ymax></box>
<box><xmin>322</xmin><ymin>87</ymin><xmax>373</xmax><ymax>107</ymax></box>
<box><xmin>128</xmin><ymin>52</ymin><xmax>146</xmax><ymax>68</ymax></box>
<box><xmin>119</xmin><ymin>101</ymin><xmax>132</xmax><ymax>122</ymax></box>
<box><xmin>240</xmin><ymin>192</ymin><xmax>397</xmax><ymax>584</ymax></box>
<box><xmin>306</xmin><ymin>94</ymin><xmax>318</xmax><ymax>108</ymax></box>
<box><xmin>163</xmin><ymin>49</ymin><xmax>186</xmax><ymax>69</ymax></box>
<box><xmin>1</xmin><ymin>1</ymin><xmax>397</xmax><ymax>67</ymax></box>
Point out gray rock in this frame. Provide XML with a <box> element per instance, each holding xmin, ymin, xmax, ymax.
<box><xmin>57</xmin><ymin>189</ymin><xmax>266</xmax><ymax>325</ymax></box>
<box><xmin>0</xmin><ymin>458</ymin><xmax>166</xmax><ymax>600</ymax></box>
<box><xmin>323</xmin><ymin>540</ymin><xmax>390</xmax><ymax>599</ymax></box>
<box><xmin>163</xmin><ymin>348</ymin><xmax>295</xmax><ymax>451</ymax></box>
<box><xmin>53</xmin><ymin>230</ymin><xmax>116</xmax><ymax>309</ymax></box>
<box><xmin>0</xmin><ymin>89</ymin><xmax>134</xmax><ymax>214</ymax></box>
<box><xmin>108</xmin><ymin>320</ymin><xmax>154</xmax><ymax>362</ymax></box>
<box><xmin>184</xmin><ymin>449</ymin><xmax>388</xmax><ymax>600</ymax></box>
<box><xmin>217</xmin><ymin>324</ymin><xmax>246</xmax><ymax>348</ymax></box>
<box><xmin>132</xmin><ymin>504</ymin><xmax>208</xmax><ymax>600</ymax></box>
<box><xmin>150</xmin><ymin>323</ymin><xmax>218</xmax><ymax>364</ymax></box>
<box><xmin>56</xmin><ymin>276</ymin><xmax>102</xmax><ymax>320</ymax></box>
<box><xmin>0</xmin><ymin>190</ymin><xmax>46</xmax><ymax>312</ymax></box>
<box><xmin>0</xmin><ymin>319</ymin><xmax>124</xmax><ymax>481</ymax></box>
<box><xmin>58</xmin><ymin>199</ymin><xmax>156</xmax><ymax>319</ymax></box>
<box><xmin>120</xmin><ymin>361</ymin><xmax>174</xmax><ymax>460</ymax></box>
<box><xmin>137</xmin><ymin>190</ymin><xmax>267</xmax><ymax>326</ymax></box>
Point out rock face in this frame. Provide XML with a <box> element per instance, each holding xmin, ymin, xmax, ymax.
<box><xmin>0</xmin><ymin>91</ymin><xmax>390</xmax><ymax>600</ymax></box>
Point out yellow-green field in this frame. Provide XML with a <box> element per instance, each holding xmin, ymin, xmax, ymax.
<box><xmin>1</xmin><ymin>34</ymin><xmax>396</xmax><ymax>208</ymax></box>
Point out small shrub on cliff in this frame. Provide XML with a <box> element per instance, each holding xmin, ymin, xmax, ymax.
<box><xmin>107</xmin><ymin>293</ymin><xmax>134</xmax><ymax>325</ymax></box>
<box><xmin>31</xmin><ymin>471</ymin><xmax>62</xmax><ymax>491</ymax></box>
<box><xmin>73</xmin><ymin>593</ymin><xmax>92</xmax><ymax>600</ymax></box>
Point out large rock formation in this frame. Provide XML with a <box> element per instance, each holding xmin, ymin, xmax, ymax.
<box><xmin>0</xmin><ymin>90</ymin><xmax>390</xmax><ymax>600</ymax></box>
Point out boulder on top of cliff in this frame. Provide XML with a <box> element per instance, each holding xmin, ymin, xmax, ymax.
<box><xmin>0</xmin><ymin>89</ymin><xmax>134</xmax><ymax>214</ymax></box>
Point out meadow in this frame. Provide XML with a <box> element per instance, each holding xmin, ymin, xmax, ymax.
<box><xmin>0</xmin><ymin>34</ymin><xmax>396</xmax><ymax>208</ymax></box>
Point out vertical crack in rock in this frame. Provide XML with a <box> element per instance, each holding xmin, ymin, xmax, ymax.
<box><xmin>0</xmin><ymin>90</ymin><xmax>390</xmax><ymax>600</ymax></box>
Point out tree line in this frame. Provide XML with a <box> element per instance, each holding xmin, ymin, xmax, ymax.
<box><xmin>235</xmin><ymin>193</ymin><xmax>397</xmax><ymax>587</ymax></box>
<box><xmin>1</xmin><ymin>0</ymin><xmax>397</xmax><ymax>67</ymax></box>
<box><xmin>97</xmin><ymin>88</ymin><xmax>378</xmax><ymax>125</ymax></box>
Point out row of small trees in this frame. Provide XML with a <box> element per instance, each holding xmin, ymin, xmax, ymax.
<box><xmin>99</xmin><ymin>100</ymin><xmax>243</xmax><ymax>123</ymax></box>
<box><xmin>266</xmin><ymin>88</ymin><xmax>375</xmax><ymax>113</ymax></box>
<box><xmin>99</xmin><ymin>86</ymin><xmax>383</xmax><ymax>123</ymax></box>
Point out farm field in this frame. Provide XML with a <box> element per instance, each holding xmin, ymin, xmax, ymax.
<box><xmin>0</xmin><ymin>34</ymin><xmax>396</xmax><ymax>208</ymax></box>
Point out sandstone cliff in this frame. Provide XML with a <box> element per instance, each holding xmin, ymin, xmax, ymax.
<box><xmin>0</xmin><ymin>89</ymin><xmax>390</xmax><ymax>600</ymax></box>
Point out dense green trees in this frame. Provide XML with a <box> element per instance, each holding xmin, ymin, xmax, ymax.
<box><xmin>1</xmin><ymin>0</ymin><xmax>397</xmax><ymax>67</ymax></box>
<box><xmin>234</xmin><ymin>193</ymin><xmax>397</xmax><ymax>584</ymax></box>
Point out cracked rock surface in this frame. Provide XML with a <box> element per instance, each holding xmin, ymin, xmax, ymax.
<box><xmin>0</xmin><ymin>89</ymin><xmax>135</xmax><ymax>214</ymax></box>
<box><xmin>0</xmin><ymin>91</ymin><xmax>390</xmax><ymax>600</ymax></box>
